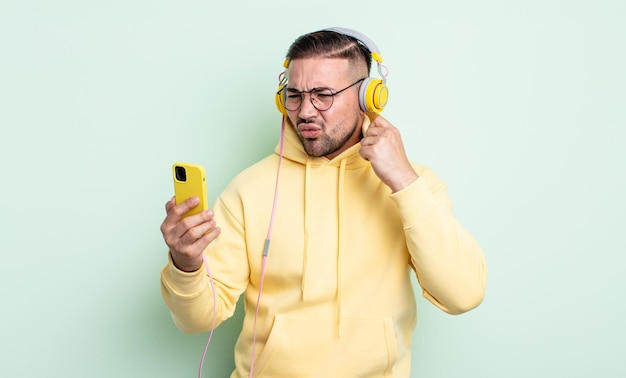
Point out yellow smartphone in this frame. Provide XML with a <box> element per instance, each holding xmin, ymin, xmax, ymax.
<box><xmin>172</xmin><ymin>162</ymin><xmax>208</xmax><ymax>218</ymax></box>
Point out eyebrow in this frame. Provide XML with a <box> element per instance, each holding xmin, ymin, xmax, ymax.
<box><xmin>285</xmin><ymin>86</ymin><xmax>332</xmax><ymax>93</ymax></box>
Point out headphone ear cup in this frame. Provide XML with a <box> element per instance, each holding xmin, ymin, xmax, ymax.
<box><xmin>275</xmin><ymin>85</ymin><xmax>288</xmax><ymax>115</ymax></box>
<box><xmin>358</xmin><ymin>77</ymin><xmax>388</xmax><ymax>113</ymax></box>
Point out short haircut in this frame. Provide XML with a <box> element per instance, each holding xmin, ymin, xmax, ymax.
<box><xmin>286</xmin><ymin>30</ymin><xmax>372</xmax><ymax>76</ymax></box>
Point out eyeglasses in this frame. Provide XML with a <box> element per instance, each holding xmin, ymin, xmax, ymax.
<box><xmin>278</xmin><ymin>78</ymin><xmax>365</xmax><ymax>112</ymax></box>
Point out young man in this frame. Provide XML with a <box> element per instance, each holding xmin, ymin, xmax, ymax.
<box><xmin>160</xmin><ymin>28</ymin><xmax>487</xmax><ymax>377</ymax></box>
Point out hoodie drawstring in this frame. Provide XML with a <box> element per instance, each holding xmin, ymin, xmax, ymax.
<box><xmin>301</xmin><ymin>158</ymin><xmax>312</xmax><ymax>300</ymax></box>
<box><xmin>336</xmin><ymin>158</ymin><xmax>347</xmax><ymax>338</ymax></box>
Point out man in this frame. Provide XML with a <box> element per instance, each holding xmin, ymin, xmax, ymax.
<box><xmin>160</xmin><ymin>28</ymin><xmax>487</xmax><ymax>377</ymax></box>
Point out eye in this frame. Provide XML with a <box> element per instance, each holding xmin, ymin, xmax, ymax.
<box><xmin>315</xmin><ymin>90</ymin><xmax>333</xmax><ymax>99</ymax></box>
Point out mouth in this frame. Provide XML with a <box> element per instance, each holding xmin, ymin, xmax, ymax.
<box><xmin>298</xmin><ymin>124</ymin><xmax>322</xmax><ymax>138</ymax></box>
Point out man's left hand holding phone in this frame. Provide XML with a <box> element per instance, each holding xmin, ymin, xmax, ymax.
<box><xmin>161</xmin><ymin>162</ymin><xmax>221</xmax><ymax>272</ymax></box>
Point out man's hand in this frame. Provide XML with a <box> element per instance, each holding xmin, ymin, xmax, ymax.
<box><xmin>360</xmin><ymin>115</ymin><xmax>419</xmax><ymax>193</ymax></box>
<box><xmin>160</xmin><ymin>196</ymin><xmax>221</xmax><ymax>272</ymax></box>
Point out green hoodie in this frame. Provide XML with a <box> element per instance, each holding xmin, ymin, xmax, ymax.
<box><xmin>161</xmin><ymin>117</ymin><xmax>487</xmax><ymax>377</ymax></box>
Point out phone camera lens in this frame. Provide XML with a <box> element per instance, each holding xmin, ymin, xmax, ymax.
<box><xmin>175</xmin><ymin>166</ymin><xmax>187</xmax><ymax>182</ymax></box>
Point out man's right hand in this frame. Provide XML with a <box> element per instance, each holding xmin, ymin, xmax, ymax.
<box><xmin>160</xmin><ymin>196</ymin><xmax>221</xmax><ymax>272</ymax></box>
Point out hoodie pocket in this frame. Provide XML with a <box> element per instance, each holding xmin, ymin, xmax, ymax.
<box><xmin>254</xmin><ymin>314</ymin><xmax>398</xmax><ymax>378</ymax></box>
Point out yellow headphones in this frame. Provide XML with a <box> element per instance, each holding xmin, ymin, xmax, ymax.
<box><xmin>275</xmin><ymin>27</ymin><xmax>389</xmax><ymax>116</ymax></box>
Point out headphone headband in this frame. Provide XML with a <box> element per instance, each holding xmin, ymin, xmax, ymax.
<box><xmin>321</xmin><ymin>27</ymin><xmax>383</xmax><ymax>64</ymax></box>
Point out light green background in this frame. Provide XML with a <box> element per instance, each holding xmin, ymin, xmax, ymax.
<box><xmin>1</xmin><ymin>0</ymin><xmax>624</xmax><ymax>377</ymax></box>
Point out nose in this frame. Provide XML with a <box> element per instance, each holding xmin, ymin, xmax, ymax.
<box><xmin>297</xmin><ymin>92</ymin><xmax>318</xmax><ymax>119</ymax></box>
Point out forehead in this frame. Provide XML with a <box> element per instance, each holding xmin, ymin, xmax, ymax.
<box><xmin>287</xmin><ymin>58</ymin><xmax>352</xmax><ymax>89</ymax></box>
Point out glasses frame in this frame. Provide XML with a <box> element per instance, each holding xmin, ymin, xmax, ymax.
<box><xmin>278</xmin><ymin>78</ymin><xmax>365</xmax><ymax>112</ymax></box>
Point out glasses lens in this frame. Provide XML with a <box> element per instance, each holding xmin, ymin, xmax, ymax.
<box><xmin>283</xmin><ymin>90</ymin><xmax>302</xmax><ymax>111</ymax></box>
<box><xmin>311</xmin><ymin>89</ymin><xmax>333</xmax><ymax>111</ymax></box>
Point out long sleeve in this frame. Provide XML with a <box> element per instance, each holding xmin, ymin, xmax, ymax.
<box><xmin>160</xmin><ymin>195</ymin><xmax>250</xmax><ymax>334</ymax></box>
<box><xmin>160</xmin><ymin>255</ymin><xmax>217</xmax><ymax>334</ymax></box>
<box><xmin>391</xmin><ymin>165</ymin><xmax>487</xmax><ymax>314</ymax></box>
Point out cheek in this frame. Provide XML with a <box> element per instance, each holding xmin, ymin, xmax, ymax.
<box><xmin>286</xmin><ymin>110</ymin><xmax>299</xmax><ymax>125</ymax></box>
<box><xmin>335</xmin><ymin>100</ymin><xmax>363</xmax><ymax>123</ymax></box>
<box><xmin>341</xmin><ymin>96</ymin><xmax>364</xmax><ymax>118</ymax></box>
<box><xmin>332</xmin><ymin>96</ymin><xmax>361</xmax><ymax>117</ymax></box>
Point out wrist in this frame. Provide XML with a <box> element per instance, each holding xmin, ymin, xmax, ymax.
<box><xmin>170</xmin><ymin>251</ymin><xmax>203</xmax><ymax>273</ymax></box>
<box><xmin>389</xmin><ymin>169</ymin><xmax>419</xmax><ymax>193</ymax></box>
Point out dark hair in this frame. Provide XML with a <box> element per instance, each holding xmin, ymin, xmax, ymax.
<box><xmin>286</xmin><ymin>30</ymin><xmax>372</xmax><ymax>75</ymax></box>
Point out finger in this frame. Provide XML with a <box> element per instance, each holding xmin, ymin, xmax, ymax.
<box><xmin>161</xmin><ymin>199</ymin><xmax>207</xmax><ymax>241</ymax></box>
<box><xmin>187</xmin><ymin>224</ymin><xmax>221</xmax><ymax>251</ymax></box>
<box><xmin>167</xmin><ymin>196</ymin><xmax>201</xmax><ymax>220</ymax></box>
<box><xmin>359</xmin><ymin>143</ymin><xmax>373</xmax><ymax>161</ymax></box>
<box><xmin>171</xmin><ymin>226</ymin><xmax>221</xmax><ymax>272</ymax></box>
<box><xmin>179</xmin><ymin>212</ymin><xmax>216</xmax><ymax>242</ymax></box>
<box><xmin>163</xmin><ymin>210</ymin><xmax>216</xmax><ymax>252</ymax></box>
<box><xmin>198</xmin><ymin>227</ymin><xmax>221</xmax><ymax>247</ymax></box>
<box><xmin>174</xmin><ymin>209</ymin><xmax>215</xmax><ymax>237</ymax></box>
<box><xmin>364</xmin><ymin>117</ymin><xmax>388</xmax><ymax>138</ymax></box>
<box><xmin>164</xmin><ymin>196</ymin><xmax>175</xmax><ymax>212</ymax></box>
<box><xmin>368</xmin><ymin>114</ymin><xmax>390</xmax><ymax>129</ymax></box>
<box><xmin>161</xmin><ymin>197</ymin><xmax>181</xmax><ymax>236</ymax></box>
<box><xmin>174</xmin><ymin>217</ymin><xmax>219</xmax><ymax>254</ymax></box>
